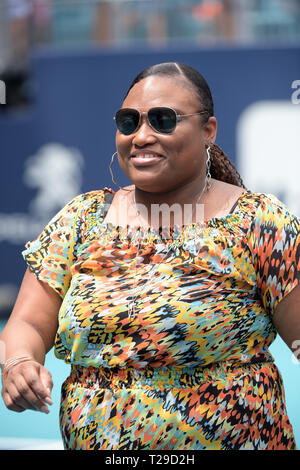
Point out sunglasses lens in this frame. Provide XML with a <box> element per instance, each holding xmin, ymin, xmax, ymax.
<box><xmin>115</xmin><ymin>109</ymin><xmax>140</xmax><ymax>135</ymax></box>
<box><xmin>148</xmin><ymin>107</ymin><xmax>177</xmax><ymax>134</ymax></box>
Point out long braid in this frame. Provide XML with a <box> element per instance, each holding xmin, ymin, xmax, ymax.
<box><xmin>210</xmin><ymin>143</ymin><xmax>247</xmax><ymax>189</ymax></box>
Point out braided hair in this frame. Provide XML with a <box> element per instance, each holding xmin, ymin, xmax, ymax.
<box><xmin>209</xmin><ymin>143</ymin><xmax>247</xmax><ymax>189</ymax></box>
<box><xmin>124</xmin><ymin>62</ymin><xmax>247</xmax><ymax>190</ymax></box>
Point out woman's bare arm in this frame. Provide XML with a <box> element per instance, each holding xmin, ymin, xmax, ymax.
<box><xmin>273</xmin><ymin>283</ymin><xmax>300</xmax><ymax>359</ymax></box>
<box><xmin>0</xmin><ymin>268</ymin><xmax>62</xmax><ymax>413</ymax></box>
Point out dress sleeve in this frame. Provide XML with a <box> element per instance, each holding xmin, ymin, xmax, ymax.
<box><xmin>22</xmin><ymin>193</ymin><xmax>86</xmax><ymax>298</ymax></box>
<box><xmin>247</xmin><ymin>193</ymin><xmax>300</xmax><ymax>316</ymax></box>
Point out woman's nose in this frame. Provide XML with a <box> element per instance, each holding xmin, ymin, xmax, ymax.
<box><xmin>132</xmin><ymin>117</ymin><xmax>157</xmax><ymax>146</ymax></box>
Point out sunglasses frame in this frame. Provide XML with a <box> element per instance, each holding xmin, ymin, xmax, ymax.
<box><xmin>114</xmin><ymin>106</ymin><xmax>208</xmax><ymax>135</ymax></box>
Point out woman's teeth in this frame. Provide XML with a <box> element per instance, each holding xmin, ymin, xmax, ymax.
<box><xmin>133</xmin><ymin>154</ymin><xmax>159</xmax><ymax>158</ymax></box>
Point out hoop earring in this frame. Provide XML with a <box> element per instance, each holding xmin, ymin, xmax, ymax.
<box><xmin>109</xmin><ymin>151</ymin><xmax>131</xmax><ymax>191</ymax></box>
<box><xmin>205</xmin><ymin>145</ymin><xmax>212</xmax><ymax>190</ymax></box>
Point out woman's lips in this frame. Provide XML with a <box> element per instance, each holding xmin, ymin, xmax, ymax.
<box><xmin>130</xmin><ymin>153</ymin><xmax>164</xmax><ymax>166</ymax></box>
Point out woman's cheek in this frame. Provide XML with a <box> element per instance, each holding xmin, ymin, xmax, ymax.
<box><xmin>116</xmin><ymin>135</ymin><xmax>131</xmax><ymax>159</ymax></box>
<box><xmin>117</xmin><ymin>154</ymin><xmax>128</xmax><ymax>176</ymax></box>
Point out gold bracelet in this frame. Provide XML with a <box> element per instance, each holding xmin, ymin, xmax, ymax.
<box><xmin>1</xmin><ymin>356</ymin><xmax>32</xmax><ymax>370</ymax></box>
<box><xmin>1</xmin><ymin>356</ymin><xmax>34</xmax><ymax>383</ymax></box>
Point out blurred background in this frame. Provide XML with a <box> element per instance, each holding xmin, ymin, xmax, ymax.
<box><xmin>0</xmin><ymin>0</ymin><xmax>300</xmax><ymax>450</ymax></box>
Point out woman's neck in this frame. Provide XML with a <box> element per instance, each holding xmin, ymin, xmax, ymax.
<box><xmin>133</xmin><ymin>177</ymin><xmax>213</xmax><ymax>227</ymax></box>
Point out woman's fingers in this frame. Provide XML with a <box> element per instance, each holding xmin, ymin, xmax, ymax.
<box><xmin>25</xmin><ymin>364</ymin><xmax>53</xmax><ymax>407</ymax></box>
<box><xmin>2</xmin><ymin>388</ymin><xmax>25</xmax><ymax>413</ymax></box>
<box><xmin>4</xmin><ymin>379</ymin><xmax>42</xmax><ymax>412</ymax></box>
<box><xmin>2</xmin><ymin>360</ymin><xmax>53</xmax><ymax>413</ymax></box>
<box><xmin>14</xmin><ymin>374</ymin><xmax>50</xmax><ymax>413</ymax></box>
<box><xmin>39</xmin><ymin>367</ymin><xmax>53</xmax><ymax>404</ymax></box>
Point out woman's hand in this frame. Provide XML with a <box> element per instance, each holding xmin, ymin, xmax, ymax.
<box><xmin>0</xmin><ymin>268</ymin><xmax>61</xmax><ymax>413</ymax></box>
<box><xmin>1</xmin><ymin>359</ymin><xmax>53</xmax><ymax>413</ymax></box>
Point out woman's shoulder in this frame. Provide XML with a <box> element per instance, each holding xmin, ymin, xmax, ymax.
<box><xmin>235</xmin><ymin>189</ymin><xmax>300</xmax><ymax>236</ymax></box>
<box><xmin>238</xmin><ymin>189</ymin><xmax>294</xmax><ymax>214</ymax></box>
<box><xmin>79</xmin><ymin>187</ymin><xmax>115</xmax><ymax>202</ymax></box>
<box><xmin>212</xmin><ymin>179</ymin><xmax>284</xmax><ymax>210</ymax></box>
<box><xmin>208</xmin><ymin>180</ymin><xmax>262</xmax><ymax>219</ymax></box>
<box><xmin>213</xmin><ymin>180</ymin><xmax>299</xmax><ymax>228</ymax></box>
<box><xmin>67</xmin><ymin>187</ymin><xmax>115</xmax><ymax>210</ymax></box>
<box><xmin>51</xmin><ymin>188</ymin><xmax>116</xmax><ymax>226</ymax></box>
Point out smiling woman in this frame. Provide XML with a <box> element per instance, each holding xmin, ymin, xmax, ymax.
<box><xmin>114</xmin><ymin>63</ymin><xmax>246</xmax><ymax>220</ymax></box>
<box><xmin>116</xmin><ymin>75</ymin><xmax>213</xmax><ymax>200</ymax></box>
<box><xmin>1</xmin><ymin>62</ymin><xmax>300</xmax><ymax>451</ymax></box>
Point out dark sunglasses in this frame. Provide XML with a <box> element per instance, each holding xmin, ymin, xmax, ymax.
<box><xmin>114</xmin><ymin>107</ymin><xmax>208</xmax><ymax>135</ymax></box>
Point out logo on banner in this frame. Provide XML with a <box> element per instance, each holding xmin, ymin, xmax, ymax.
<box><xmin>0</xmin><ymin>143</ymin><xmax>84</xmax><ymax>244</ymax></box>
<box><xmin>23</xmin><ymin>143</ymin><xmax>84</xmax><ymax>218</ymax></box>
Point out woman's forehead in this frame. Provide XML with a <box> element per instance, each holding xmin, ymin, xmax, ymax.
<box><xmin>123</xmin><ymin>75</ymin><xmax>201</xmax><ymax>109</ymax></box>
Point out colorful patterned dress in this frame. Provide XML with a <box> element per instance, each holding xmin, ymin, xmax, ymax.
<box><xmin>23</xmin><ymin>188</ymin><xmax>300</xmax><ymax>450</ymax></box>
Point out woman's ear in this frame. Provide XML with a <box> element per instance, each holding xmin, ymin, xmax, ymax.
<box><xmin>204</xmin><ymin>116</ymin><xmax>217</xmax><ymax>144</ymax></box>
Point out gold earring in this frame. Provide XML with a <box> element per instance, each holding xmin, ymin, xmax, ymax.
<box><xmin>109</xmin><ymin>151</ymin><xmax>131</xmax><ymax>191</ymax></box>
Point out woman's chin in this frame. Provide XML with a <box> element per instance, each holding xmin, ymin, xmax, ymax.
<box><xmin>126</xmin><ymin>172</ymin><xmax>168</xmax><ymax>193</ymax></box>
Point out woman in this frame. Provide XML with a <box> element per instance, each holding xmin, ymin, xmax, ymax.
<box><xmin>1</xmin><ymin>62</ymin><xmax>299</xmax><ymax>450</ymax></box>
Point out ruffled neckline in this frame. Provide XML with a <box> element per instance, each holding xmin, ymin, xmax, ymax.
<box><xmin>83</xmin><ymin>189</ymin><xmax>257</xmax><ymax>247</ymax></box>
<box><xmin>99</xmin><ymin>189</ymin><xmax>253</xmax><ymax>230</ymax></box>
